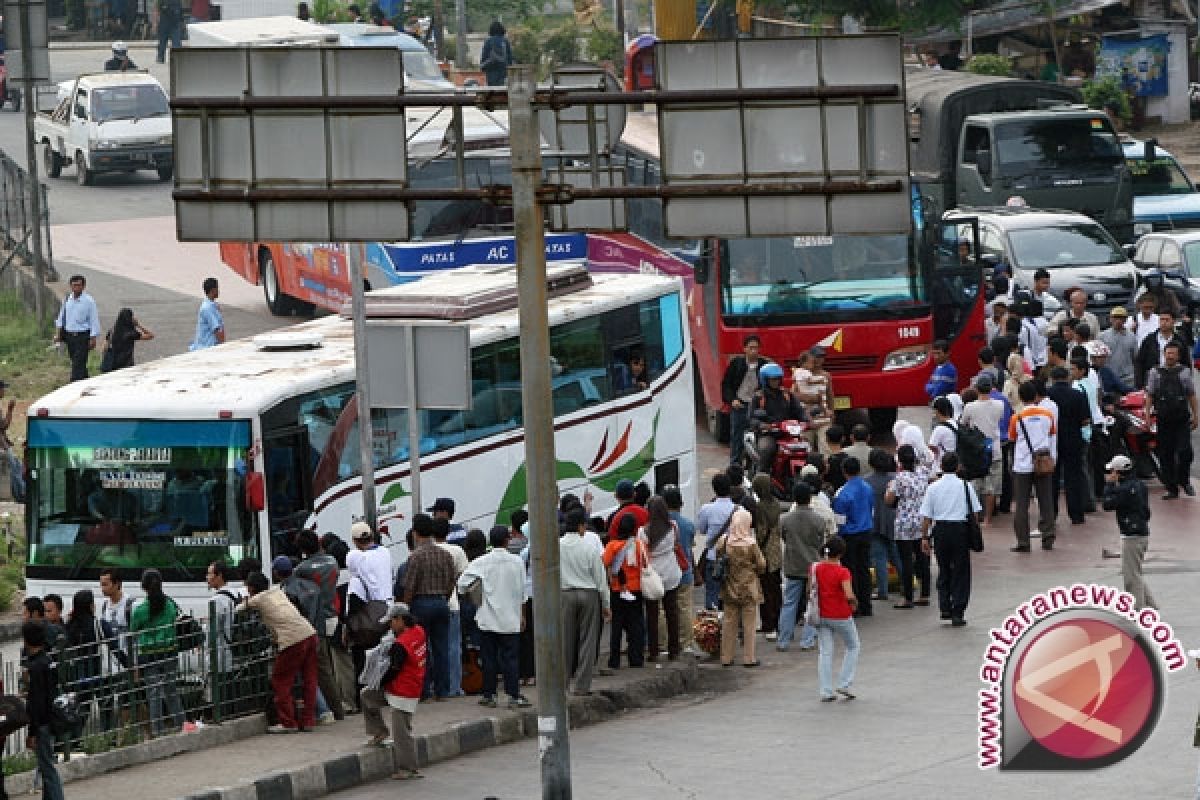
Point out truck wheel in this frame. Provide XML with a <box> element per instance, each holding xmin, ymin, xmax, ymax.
<box><xmin>260</xmin><ymin>249</ymin><xmax>296</xmax><ymax>316</ymax></box>
<box><xmin>157</xmin><ymin>166</ymin><xmax>173</xmax><ymax>182</ymax></box>
<box><xmin>43</xmin><ymin>143</ymin><xmax>62</xmax><ymax>178</ymax></box>
<box><xmin>75</xmin><ymin>151</ymin><xmax>93</xmax><ymax>186</ymax></box>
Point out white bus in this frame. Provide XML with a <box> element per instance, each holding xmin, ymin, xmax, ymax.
<box><xmin>23</xmin><ymin>265</ymin><xmax>696</xmax><ymax>609</ymax></box>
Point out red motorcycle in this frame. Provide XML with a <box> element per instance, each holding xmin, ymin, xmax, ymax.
<box><xmin>1107</xmin><ymin>390</ymin><xmax>1164</xmax><ymax>483</ymax></box>
<box><xmin>742</xmin><ymin>413</ymin><xmax>811</xmax><ymax>499</ymax></box>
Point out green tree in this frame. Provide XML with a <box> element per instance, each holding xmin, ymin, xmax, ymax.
<box><xmin>1082</xmin><ymin>76</ymin><xmax>1131</xmax><ymax>124</ymax></box>
<box><xmin>966</xmin><ymin>53</ymin><xmax>1013</xmax><ymax>77</ymax></box>
<box><xmin>543</xmin><ymin>22</ymin><xmax>581</xmax><ymax>67</ymax></box>
<box><xmin>585</xmin><ymin>26</ymin><xmax>623</xmax><ymax>66</ymax></box>
<box><xmin>510</xmin><ymin>27</ymin><xmax>542</xmax><ymax>71</ymax></box>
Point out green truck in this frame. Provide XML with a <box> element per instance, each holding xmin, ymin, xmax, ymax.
<box><xmin>905</xmin><ymin>67</ymin><xmax>1134</xmax><ymax>243</ymax></box>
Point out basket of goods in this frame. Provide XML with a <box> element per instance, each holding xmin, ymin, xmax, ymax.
<box><xmin>693</xmin><ymin>611</ymin><xmax>721</xmax><ymax>656</ymax></box>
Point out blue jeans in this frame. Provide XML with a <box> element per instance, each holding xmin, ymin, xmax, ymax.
<box><xmin>817</xmin><ymin>617</ymin><xmax>860</xmax><ymax>699</ymax></box>
<box><xmin>411</xmin><ymin>595</ymin><xmax>451</xmax><ymax>698</ymax></box>
<box><xmin>703</xmin><ymin>557</ymin><xmax>722</xmax><ymax>611</ymax></box>
<box><xmin>138</xmin><ymin>654</ymin><xmax>184</xmax><ymax>735</ymax></box>
<box><xmin>728</xmin><ymin>404</ymin><xmax>749</xmax><ymax>464</ymax></box>
<box><xmin>5</xmin><ymin>449</ymin><xmax>24</xmax><ymax>502</ymax></box>
<box><xmin>870</xmin><ymin>535</ymin><xmax>900</xmax><ymax>599</ymax></box>
<box><xmin>36</xmin><ymin>724</ymin><xmax>64</xmax><ymax>800</ymax></box>
<box><xmin>445</xmin><ymin>610</ymin><xmax>463</xmax><ymax>697</ymax></box>
<box><xmin>479</xmin><ymin>631</ymin><xmax>520</xmax><ymax>700</ymax></box>
<box><xmin>776</xmin><ymin>575</ymin><xmax>816</xmax><ymax>650</ymax></box>
<box><xmin>157</xmin><ymin>16</ymin><xmax>183</xmax><ymax>62</ymax></box>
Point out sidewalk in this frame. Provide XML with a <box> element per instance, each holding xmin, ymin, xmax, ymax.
<box><xmin>40</xmin><ymin>656</ymin><xmax>728</xmax><ymax>800</ymax></box>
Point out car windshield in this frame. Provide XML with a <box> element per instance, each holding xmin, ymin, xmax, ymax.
<box><xmin>26</xmin><ymin>419</ymin><xmax>258</xmax><ymax>577</ymax></box>
<box><xmin>1128</xmin><ymin>156</ymin><xmax>1195</xmax><ymax>196</ymax></box>
<box><xmin>92</xmin><ymin>85</ymin><xmax>169</xmax><ymax>121</ymax></box>
<box><xmin>995</xmin><ymin>118</ymin><xmax>1123</xmax><ymax>172</ymax></box>
<box><xmin>401</xmin><ymin>49</ymin><xmax>446</xmax><ymax>82</ymax></box>
<box><xmin>720</xmin><ymin>234</ymin><xmax>925</xmax><ymax>319</ymax></box>
<box><xmin>1008</xmin><ymin>223</ymin><xmax>1126</xmax><ymax>268</ymax></box>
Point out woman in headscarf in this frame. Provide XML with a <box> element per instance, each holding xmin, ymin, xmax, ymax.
<box><xmin>102</xmin><ymin>307</ymin><xmax>154</xmax><ymax>372</ymax></box>
<box><xmin>899</xmin><ymin>424</ymin><xmax>934</xmax><ymax>470</ymax></box>
<box><xmin>892</xmin><ymin>419</ymin><xmax>911</xmax><ymax>446</ymax></box>
<box><xmin>1003</xmin><ymin>352</ymin><xmax>1028</xmax><ymax>410</ymax></box>
<box><xmin>638</xmin><ymin>496</ymin><xmax>682</xmax><ymax>662</ymax></box>
<box><xmin>715</xmin><ymin>508</ymin><xmax>766</xmax><ymax>667</ymax></box>
<box><xmin>751</xmin><ymin>473</ymin><xmax>783</xmax><ymax>642</ymax></box>
<box><xmin>885</xmin><ymin>445</ymin><xmax>933</xmax><ymax>608</ymax></box>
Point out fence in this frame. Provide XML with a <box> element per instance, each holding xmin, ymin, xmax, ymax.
<box><xmin>0</xmin><ymin>150</ymin><xmax>53</xmax><ymax>282</ymax></box>
<box><xmin>0</xmin><ymin>602</ymin><xmax>275</xmax><ymax>770</ymax></box>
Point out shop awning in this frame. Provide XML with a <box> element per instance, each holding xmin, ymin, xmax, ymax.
<box><xmin>907</xmin><ymin>0</ymin><xmax>1122</xmax><ymax>44</ymax></box>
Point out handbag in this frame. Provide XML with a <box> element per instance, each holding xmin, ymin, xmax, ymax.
<box><xmin>1018</xmin><ymin>414</ymin><xmax>1055</xmax><ymax>477</ymax></box>
<box><xmin>638</xmin><ymin>541</ymin><xmax>665</xmax><ymax>601</ymax></box>
<box><xmin>710</xmin><ymin>536</ymin><xmax>730</xmax><ymax>585</ymax></box>
<box><xmin>0</xmin><ymin>695</ymin><xmax>28</xmax><ymax>738</ymax></box>
<box><xmin>963</xmin><ymin>480</ymin><xmax>984</xmax><ymax>553</ymax></box>
<box><xmin>803</xmin><ymin>563</ymin><xmax>821</xmax><ymax>628</ymax></box>
<box><xmin>347</xmin><ymin>599</ymin><xmax>390</xmax><ymax>648</ymax></box>
<box><xmin>695</xmin><ymin>508</ymin><xmax>735</xmax><ymax>586</ymax></box>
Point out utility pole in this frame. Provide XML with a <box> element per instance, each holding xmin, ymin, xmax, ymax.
<box><xmin>348</xmin><ymin>256</ymin><xmax>379</xmax><ymax>535</ymax></box>
<box><xmin>454</xmin><ymin>0</ymin><xmax>467</xmax><ymax>69</ymax></box>
<box><xmin>509</xmin><ymin>65</ymin><xmax>571</xmax><ymax>800</ymax></box>
<box><xmin>17</xmin><ymin>0</ymin><xmax>45</xmax><ymax>322</ymax></box>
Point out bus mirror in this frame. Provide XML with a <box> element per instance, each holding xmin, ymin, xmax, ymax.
<box><xmin>1144</xmin><ymin>139</ymin><xmax>1157</xmax><ymax>162</ymax></box>
<box><xmin>245</xmin><ymin>471</ymin><xmax>265</xmax><ymax>512</ymax></box>
<box><xmin>694</xmin><ymin>261</ymin><xmax>709</xmax><ymax>285</ymax></box>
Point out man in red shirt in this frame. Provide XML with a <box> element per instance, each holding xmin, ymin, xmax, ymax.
<box><xmin>361</xmin><ymin>603</ymin><xmax>427</xmax><ymax>781</ymax></box>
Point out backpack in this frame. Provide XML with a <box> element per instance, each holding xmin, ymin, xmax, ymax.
<box><xmin>217</xmin><ymin>590</ymin><xmax>272</xmax><ymax>661</ymax></box>
<box><xmin>283</xmin><ymin>577</ymin><xmax>323</xmax><ymax>629</ymax></box>
<box><xmin>1153</xmin><ymin>366</ymin><xmax>1191</xmax><ymax>423</ymax></box>
<box><xmin>943</xmin><ymin>421</ymin><xmax>992</xmax><ymax>479</ymax></box>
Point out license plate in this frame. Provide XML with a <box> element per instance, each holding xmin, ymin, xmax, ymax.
<box><xmin>833</xmin><ymin>396</ymin><xmax>851</xmax><ymax>410</ymax></box>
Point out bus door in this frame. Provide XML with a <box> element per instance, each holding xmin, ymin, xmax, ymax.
<box><xmin>262</xmin><ymin>425</ymin><xmax>314</xmax><ymax>556</ymax></box>
<box><xmin>931</xmin><ymin>218</ymin><xmax>986</xmax><ymax>387</ymax></box>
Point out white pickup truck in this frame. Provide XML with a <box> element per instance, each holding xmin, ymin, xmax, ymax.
<box><xmin>34</xmin><ymin>71</ymin><xmax>173</xmax><ymax>186</ymax></box>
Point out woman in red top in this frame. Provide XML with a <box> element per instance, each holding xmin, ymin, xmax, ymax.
<box><xmin>603</xmin><ymin>513</ymin><xmax>649</xmax><ymax>669</ymax></box>
<box><xmin>812</xmin><ymin>536</ymin><xmax>861</xmax><ymax>702</ymax></box>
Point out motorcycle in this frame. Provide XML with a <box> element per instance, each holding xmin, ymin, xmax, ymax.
<box><xmin>1106</xmin><ymin>389</ymin><xmax>1163</xmax><ymax>483</ymax></box>
<box><xmin>742</xmin><ymin>410</ymin><xmax>811</xmax><ymax>500</ymax></box>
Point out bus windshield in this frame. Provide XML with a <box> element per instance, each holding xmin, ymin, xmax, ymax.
<box><xmin>995</xmin><ymin>118</ymin><xmax>1123</xmax><ymax>172</ymax></box>
<box><xmin>27</xmin><ymin>419</ymin><xmax>258</xmax><ymax>579</ymax></box>
<box><xmin>720</xmin><ymin>234</ymin><xmax>925</xmax><ymax>319</ymax></box>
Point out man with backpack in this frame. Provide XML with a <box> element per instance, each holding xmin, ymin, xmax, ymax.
<box><xmin>958</xmin><ymin>379</ymin><xmax>1004</xmax><ymax>525</ymax></box>
<box><xmin>295</xmin><ymin>532</ymin><xmax>345</xmax><ymax>719</ymax></box>
<box><xmin>1145</xmin><ymin>342</ymin><xmax>1198</xmax><ymax>499</ymax></box>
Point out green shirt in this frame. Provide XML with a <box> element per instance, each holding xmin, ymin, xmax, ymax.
<box><xmin>129</xmin><ymin>597</ymin><xmax>178</xmax><ymax>655</ymax></box>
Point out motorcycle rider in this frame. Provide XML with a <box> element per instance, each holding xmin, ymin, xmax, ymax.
<box><xmin>105</xmin><ymin>41</ymin><xmax>137</xmax><ymax>72</ymax></box>
<box><xmin>750</xmin><ymin>364</ymin><xmax>809</xmax><ymax>475</ymax></box>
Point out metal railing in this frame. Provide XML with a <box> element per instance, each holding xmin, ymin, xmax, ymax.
<box><xmin>0</xmin><ymin>602</ymin><xmax>275</xmax><ymax>767</ymax></box>
<box><xmin>0</xmin><ymin>150</ymin><xmax>53</xmax><ymax>281</ymax></box>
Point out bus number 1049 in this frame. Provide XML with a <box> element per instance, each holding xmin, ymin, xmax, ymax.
<box><xmin>898</xmin><ymin>326</ymin><xmax>921</xmax><ymax>339</ymax></box>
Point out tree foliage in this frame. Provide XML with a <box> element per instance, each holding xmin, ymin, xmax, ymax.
<box><xmin>585</xmin><ymin>26</ymin><xmax>623</xmax><ymax>65</ymax></box>
<box><xmin>1082</xmin><ymin>76</ymin><xmax>1131</xmax><ymax>124</ymax></box>
<box><xmin>543</xmin><ymin>23</ymin><xmax>582</xmax><ymax>66</ymax></box>
<box><xmin>966</xmin><ymin>53</ymin><xmax>1013</xmax><ymax>77</ymax></box>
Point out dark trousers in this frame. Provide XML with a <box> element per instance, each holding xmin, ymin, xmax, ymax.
<box><xmin>271</xmin><ymin>635</ymin><xmax>318</xmax><ymax>730</ymax></box>
<box><xmin>518</xmin><ymin>599</ymin><xmax>536</xmax><ymax>681</ymax></box>
<box><xmin>645</xmin><ymin>586</ymin><xmax>680</xmax><ymax>660</ymax></box>
<box><xmin>479</xmin><ymin>630</ymin><xmax>520</xmax><ymax>700</ymax></box>
<box><xmin>914</xmin><ymin>545</ymin><xmax>932</xmax><ymax>599</ymax></box>
<box><xmin>1053</xmin><ymin>446</ymin><xmax>1088</xmax><ymax>523</ymax></box>
<box><xmin>315</xmin><ymin>635</ymin><xmax>344</xmax><ymax>719</ymax></box>
<box><xmin>63</xmin><ymin>330</ymin><xmax>90</xmax><ymax>382</ymax></box>
<box><xmin>895</xmin><ymin>539</ymin><xmax>919</xmax><ymax>604</ymax></box>
<box><xmin>840</xmin><ymin>533</ymin><xmax>873</xmax><ymax>614</ymax></box>
<box><xmin>608</xmin><ymin>590</ymin><xmax>645</xmax><ymax>668</ymax></box>
<box><xmin>997</xmin><ymin>441</ymin><xmax>1014</xmax><ymax>512</ymax></box>
<box><xmin>758</xmin><ymin>569</ymin><xmax>782</xmax><ymax>634</ymax></box>
<box><xmin>157</xmin><ymin>15</ymin><xmax>182</xmax><ymax>61</ymax></box>
<box><xmin>933</xmin><ymin>522</ymin><xmax>972</xmax><ymax>619</ymax></box>
<box><xmin>35</xmin><ymin>724</ymin><xmax>64</xmax><ymax>800</ymax></box>
<box><xmin>1157</xmin><ymin>418</ymin><xmax>1194</xmax><ymax>493</ymax></box>
<box><xmin>411</xmin><ymin>595</ymin><xmax>451</xmax><ymax>698</ymax></box>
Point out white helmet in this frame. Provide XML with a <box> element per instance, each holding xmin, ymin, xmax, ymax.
<box><xmin>112</xmin><ymin>40</ymin><xmax>128</xmax><ymax>53</ymax></box>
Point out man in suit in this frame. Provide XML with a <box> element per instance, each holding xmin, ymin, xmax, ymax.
<box><xmin>1135</xmin><ymin>309</ymin><xmax>1187</xmax><ymax>388</ymax></box>
<box><xmin>1045</xmin><ymin>366</ymin><xmax>1091</xmax><ymax>527</ymax></box>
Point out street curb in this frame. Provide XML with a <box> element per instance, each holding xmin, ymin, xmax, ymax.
<box><xmin>178</xmin><ymin>661</ymin><xmax>710</xmax><ymax>800</ymax></box>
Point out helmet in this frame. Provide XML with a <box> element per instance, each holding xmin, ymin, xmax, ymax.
<box><xmin>759</xmin><ymin>363</ymin><xmax>784</xmax><ymax>387</ymax></box>
<box><xmin>1104</xmin><ymin>454</ymin><xmax>1133</xmax><ymax>473</ymax></box>
<box><xmin>112</xmin><ymin>40</ymin><xmax>127</xmax><ymax>53</ymax></box>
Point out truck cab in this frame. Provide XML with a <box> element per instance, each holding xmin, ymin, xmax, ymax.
<box><xmin>36</xmin><ymin>72</ymin><xmax>173</xmax><ymax>185</ymax></box>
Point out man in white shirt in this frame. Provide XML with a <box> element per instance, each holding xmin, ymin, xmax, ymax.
<box><xmin>54</xmin><ymin>274</ymin><xmax>101</xmax><ymax>382</ymax></box>
<box><xmin>1133</xmin><ymin>292</ymin><xmax>1160</xmax><ymax>347</ymax></box>
<box><xmin>959</xmin><ymin>378</ymin><xmax>1005</xmax><ymax>525</ymax></box>
<box><xmin>559</xmin><ymin>508</ymin><xmax>611</xmax><ymax>695</ymax></box>
<box><xmin>928</xmin><ymin>396</ymin><xmax>958</xmax><ymax>463</ymax></box>
<box><xmin>432</xmin><ymin>518</ymin><xmax>469</xmax><ymax>698</ymax></box>
<box><xmin>1048</xmin><ymin>288</ymin><xmax>1100</xmax><ymax>340</ymax></box>
<box><xmin>918</xmin><ymin>452</ymin><xmax>982</xmax><ymax>627</ymax></box>
<box><xmin>457</xmin><ymin>527</ymin><xmax>529</xmax><ymax>709</ymax></box>
<box><xmin>1009</xmin><ymin>381</ymin><xmax>1057</xmax><ymax>553</ymax></box>
<box><xmin>346</xmin><ymin>522</ymin><xmax>393</xmax><ymax>604</ymax></box>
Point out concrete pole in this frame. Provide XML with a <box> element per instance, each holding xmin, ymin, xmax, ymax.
<box><xmin>454</xmin><ymin>0</ymin><xmax>467</xmax><ymax>69</ymax></box>
<box><xmin>19</xmin><ymin>0</ymin><xmax>45</xmax><ymax>323</ymax></box>
<box><xmin>348</xmin><ymin>257</ymin><xmax>379</xmax><ymax>535</ymax></box>
<box><xmin>508</xmin><ymin>65</ymin><xmax>572</xmax><ymax>800</ymax></box>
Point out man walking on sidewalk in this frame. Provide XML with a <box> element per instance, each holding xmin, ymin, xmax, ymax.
<box><xmin>54</xmin><ymin>274</ymin><xmax>100</xmax><ymax>382</ymax></box>
<box><xmin>559</xmin><ymin>508</ymin><xmax>610</xmax><ymax>695</ymax></box>
<box><xmin>1009</xmin><ymin>381</ymin><xmax>1057</xmax><ymax>553</ymax></box>
<box><xmin>458</xmin><ymin>527</ymin><xmax>529</xmax><ymax>709</ymax></box>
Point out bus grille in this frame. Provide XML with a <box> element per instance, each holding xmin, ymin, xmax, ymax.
<box><xmin>824</xmin><ymin>354</ymin><xmax>878</xmax><ymax>373</ymax></box>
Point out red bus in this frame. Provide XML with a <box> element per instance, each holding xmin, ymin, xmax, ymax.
<box><xmin>616</xmin><ymin>112</ymin><xmax>986</xmax><ymax>438</ymax></box>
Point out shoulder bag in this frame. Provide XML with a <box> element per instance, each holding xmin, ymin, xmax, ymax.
<box><xmin>694</xmin><ymin>509</ymin><xmax>734</xmax><ymax>587</ymax></box>
<box><xmin>1017</xmin><ymin>414</ymin><xmax>1055</xmax><ymax>477</ymax></box>
<box><xmin>638</xmin><ymin>540</ymin><xmax>665</xmax><ymax>601</ymax></box>
<box><xmin>803</xmin><ymin>562</ymin><xmax>821</xmax><ymax>628</ymax></box>
<box><xmin>963</xmin><ymin>480</ymin><xmax>984</xmax><ymax>553</ymax></box>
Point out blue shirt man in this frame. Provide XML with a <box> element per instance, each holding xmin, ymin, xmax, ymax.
<box><xmin>54</xmin><ymin>274</ymin><xmax>102</xmax><ymax>382</ymax></box>
<box><xmin>665</xmin><ymin>486</ymin><xmax>695</xmax><ymax>587</ymax></box>
<box><xmin>695</xmin><ymin>473</ymin><xmax>736</xmax><ymax>611</ymax></box>
<box><xmin>830</xmin><ymin>455</ymin><xmax>875</xmax><ymax>615</ymax></box>
<box><xmin>925</xmin><ymin>339</ymin><xmax>957</xmax><ymax>401</ymax></box>
<box><xmin>190</xmin><ymin>277</ymin><xmax>225</xmax><ymax>351</ymax></box>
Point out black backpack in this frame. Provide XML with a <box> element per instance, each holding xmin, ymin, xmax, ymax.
<box><xmin>1153</xmin><ymin>366</ymin><xmax>1191</xmax><ymax>423</ymax></box>
<box><xmin>943</xmin><ymin>421</ymin><xmax>992</xmax><ymax>479</ymax></box>
<box><xmin>283</xmin><ymin>576</ymin><xmax>323</xmax><ymax>629</ymax></box>
<box><xmin>217</xmin><ymin>590</ymin><xmax>272</xmax><ymax>661</ymax></box>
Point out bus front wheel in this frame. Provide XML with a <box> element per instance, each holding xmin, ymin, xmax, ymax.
<box><xmin>261</xmin><ymin>250</ymin><xmax>298</xmax><ymax>316</ymax></box>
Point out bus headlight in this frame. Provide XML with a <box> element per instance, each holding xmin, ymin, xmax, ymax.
<box><xmin>882</xmin><ymin>346</ymin><xmax>928</xmax><ymax>371</ymax></box>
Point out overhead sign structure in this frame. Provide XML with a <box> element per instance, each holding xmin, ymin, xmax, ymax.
<box><xmin>171</xmin><ymin>46</ymin><xmax>409</xmax><ymax>242</ymax></box>
<box><xmin>3</xmin><ymin>0</ymin><xmax>50</xmax><ymax>84</ymax></box>
<box><xmin>654</xmin><ymin>35</ymin><xmax>910</xmax><ymax>238</ymax></box>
